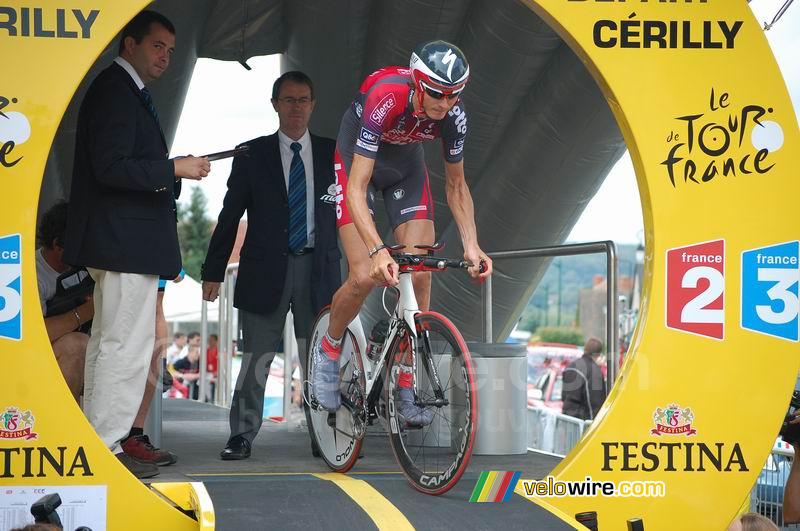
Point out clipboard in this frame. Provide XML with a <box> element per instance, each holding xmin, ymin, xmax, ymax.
<box><xmin>202</xmin><ymin>145</ymin><xmax>250</xmax><ymax>161</ymax></box>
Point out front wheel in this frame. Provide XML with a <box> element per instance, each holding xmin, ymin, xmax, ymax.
<box><xmin>385</xmin><ymin>312</ymin><xmax>477</xmax><ymax>495</ymax></box>
<box><xmin>305</xmin><ymin>306</ymin><xmax>365</xmax><ymax>472</ymax></box>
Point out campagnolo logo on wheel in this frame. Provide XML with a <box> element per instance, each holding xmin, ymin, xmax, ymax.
<box><xmin>661</xmin><ymin>88</ymin><xmax>783</xmax><ymax>189</ymax></box>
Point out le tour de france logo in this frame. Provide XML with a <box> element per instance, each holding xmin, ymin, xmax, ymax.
<box><xmin>661</xmin><ymin>88</ymin><xmax>784</xmax><ymax>189</ymax></box>
<box><xmin>0</xmin><ymin>95</ymin><xmax>31</xmax><ymax>169</ymax></box>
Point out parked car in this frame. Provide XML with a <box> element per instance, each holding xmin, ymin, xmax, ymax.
<box><xmin>527</xmin><ymin>342</ymin><xmax>582</xmax><ymax>410</ymax></box>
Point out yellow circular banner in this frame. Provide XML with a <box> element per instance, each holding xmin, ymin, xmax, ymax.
<box><xmin>0</xmin><ymin>1</ymin><xmax>798</xmax><ymax>529</ymax></box>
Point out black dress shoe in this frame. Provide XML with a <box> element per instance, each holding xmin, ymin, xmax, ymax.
<box><xmin>220</xmin><ymin>436</ymin><xmax>251</xmax><ymax>460</ymax></box>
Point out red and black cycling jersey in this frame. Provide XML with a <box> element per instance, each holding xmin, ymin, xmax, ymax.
<box><xmin>350</xmin><ymin>67</ymin><xmax>467</xmax><ymax>163</ymax></box>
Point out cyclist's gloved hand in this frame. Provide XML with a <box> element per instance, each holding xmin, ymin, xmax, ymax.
<box><xmin>464</xmin><ymin>245</ymin><xmax>492</xmax><ymax>281</ymax></box>
<box><xmin>371</xmin><ymin>248</ymin><xmax>399</xmax><ymax>286</ymax></box>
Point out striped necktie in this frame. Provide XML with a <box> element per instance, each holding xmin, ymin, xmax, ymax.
<box><xmin>140</xmin><ymin>87</ymin><xmax>160</xmax><ymax>127</ymax></box>
<box><xmin>288</xmin><ymin>142</ymin><xmax>307</xmax><ymax>252</ymax></box>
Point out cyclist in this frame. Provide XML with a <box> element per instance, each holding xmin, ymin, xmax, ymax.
<box><xmin>312</xmin><ymin>40</ymin><xmax>493</xmax><ymax>425</ymax></box>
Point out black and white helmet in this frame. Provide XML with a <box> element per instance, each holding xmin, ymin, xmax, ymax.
<box><xmin>410</xmin><ymin>40</ymin><xmax>469</xmax><ymax>100</ymax></box>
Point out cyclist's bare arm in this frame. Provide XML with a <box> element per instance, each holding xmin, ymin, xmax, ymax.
<box><xmin>346</xmin><ymin>153</ymin><xmax>399</xmax><ymax>285</ymax></box>
<box><xmin>444</xmin><ymin>160</ymin><xmax>492</xmax><ymax>279</ymax></box>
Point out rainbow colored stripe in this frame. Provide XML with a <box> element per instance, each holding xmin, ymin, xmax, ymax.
<box><xmin>469</xmin><ymin>471</ymin><xmax>522</xmax><ymax>502</ymax></box>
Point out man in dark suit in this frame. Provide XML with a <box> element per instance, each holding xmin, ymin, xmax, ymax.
<box><xmin>201</xmin><ymin>71</ymin><xmax>341</xmax><ymax>460</ymax></box>
<box><xmin>63</xmin><ymin>10</ymin><xmax>210</xmax><ymax>478</ymax></box>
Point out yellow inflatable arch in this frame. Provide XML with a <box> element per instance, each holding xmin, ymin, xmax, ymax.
<box><xmin>1</xmin><ymin>1</ymin><xmax>798</xmax><ymax>529</ymax></box>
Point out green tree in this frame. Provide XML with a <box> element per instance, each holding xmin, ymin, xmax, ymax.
<box><xmin>535</xmin><ymin>326</ymin><xmax>584</xmax><ymax>346</ymax></box>
<box><xmin>178</xmin><ymin>186</ymin><xmax>212</xmax><ymax>280</ymax></box>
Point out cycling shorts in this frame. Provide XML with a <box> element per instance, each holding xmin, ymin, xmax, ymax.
<box><xmin>335</xmin><ymin>111</ymin><xmax>434</xmax><ymax>230</ymax></box>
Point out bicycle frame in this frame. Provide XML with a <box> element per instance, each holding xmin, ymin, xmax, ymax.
<box><xmin>351</xmin><ymin>272</ymin><xmax>421</xmax><ymax>401</ymax></box>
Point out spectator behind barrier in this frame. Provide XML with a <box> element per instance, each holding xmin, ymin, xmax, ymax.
<box><xmin>173</xmin><ymin>339</ymin><xmax>201</xmax><ymax>400</ymax></box>
<box><xmin>166</xmin><ymin>331</ymin><xmax>187</xmax><ymax>366</ymax></box>
<box><xmin>36</xmin><ymin>201</ymin><xmax>94</xmax><ymax>402</ymax></box>
<box><xmin>561</xmin><ymin>337</ymin><xmax>607</xmax><ymax>421</ymax></box>
<box><xmin>782</xmin><ymin>390</ymin><xmax>800</xmax><ymax>524</ymax></box>
<box><xmin>727</xmin><ymin>512</ymin><xmax>779</xmax><ymax>530</ymax></box>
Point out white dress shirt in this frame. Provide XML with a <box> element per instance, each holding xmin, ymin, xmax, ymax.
<box><xmin>278</xmin><ymin>129</ymin><xmax>315</xmax><ymax>248</ymax></box>
<box><xmin>114</xmin><ymin>56</ymin><xmax>145</xmax><ymax>90</ymax></box>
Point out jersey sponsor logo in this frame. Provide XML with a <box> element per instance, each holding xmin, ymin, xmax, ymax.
<box><xmin>0</xmin><ymin>234</ymin><xmax>22</xmax><ymax>341</ymax></box>
<box><xmin>450</xmin><ymin>147</ymin><xmax>463</xmax><ymax>156</ymax></box>
<box><xmin>449</xmin><ymin>105</ymin><xmax>467</xmax><ymax>135</ymax></box>
<box><xmin>354</xmin><ymin>102</ymin><xmax>363</xmax><ymax>118</ymax></box>
<box><xmin>333</xmin><ymin>166</ymin><xmax>345</xmax><ymax>220</ymax></box>
<box><xmin>741</xmin><ymin>241</ymin><xmax>799</xmax><ymax>342</ymax></box>
<box><xmin>392</xmin><ymin>188</ymin><xmax>405</xmax><ymax>200</ymax></box>
<box><xmin>356</xmin><ymin>139</ymin><xmax>378</xmax><ymax>152</ymax></box>
<box><xmin>454</xmin><ymin>138</ymin><xmax>465</xmax><ymax>148</ymax></box>
<box><xmin>359</xmin><ymin>127</ymin><xmax>378</xmax><ymax>145</ymax></box>
<box><xmin>665</xmin><ymin>239</ymin><xmax>725</xmax><ymax>340</ymax></box>
<box><xmin>370</xmin><ymin>93</ymin><xmax>396</xmax><ymax>126</ymax></box>
<box><xmin>400</xmin><ymin>206</ymin><xmax>427</xmax><ymax>216</ymax></box>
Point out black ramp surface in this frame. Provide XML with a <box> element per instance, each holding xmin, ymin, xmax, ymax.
<box><xmin>203</xmin><ymin>477</ymin><xmax>377</xmax><ymax>531</ymax></box>
<box><xmin>364</xmin><ymin>475</ymin><xmax>572</xmax><ymax>531</ymax></box>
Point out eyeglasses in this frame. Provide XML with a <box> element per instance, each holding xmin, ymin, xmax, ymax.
<box><xmin>421</xmin><ymin>82</ymin><xmax>463</xmax><ymax>101</ymax></box>
<box><xmin>277</xmin><ymin>97</ymin><xmax>313</xmax><ymax>105</ymax></box>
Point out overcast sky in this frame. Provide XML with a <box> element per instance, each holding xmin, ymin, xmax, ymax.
<box><xmin>172</xmin><ymin>2</ymin><xmax>798</xmax><ymax>245</ymax></box>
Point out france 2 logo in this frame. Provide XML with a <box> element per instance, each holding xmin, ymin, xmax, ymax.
<box><xmin>0</xmin><ymin>234</ymin><xmax>22</xmax><ymax>341</ymax></box>
<box><xmin>666</xmin><ymin>239</ymin><xmax>725</xmax><ymax>340</ymax></box>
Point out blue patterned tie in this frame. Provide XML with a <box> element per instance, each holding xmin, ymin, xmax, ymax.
<box><xmin>140</xmin><ymin>87</ymin><xmax>160</xmax><ymax>127</ymax></box>
<box><xmin>288</xmin><ymin>142</ymin><xmax>307</xmax><ymax>252</ymax></box>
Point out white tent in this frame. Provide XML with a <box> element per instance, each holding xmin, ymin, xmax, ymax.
<box><xmin>162</xmin><ymin>274</ymin><xmax>219</xmax><ymax>323</ymax></box>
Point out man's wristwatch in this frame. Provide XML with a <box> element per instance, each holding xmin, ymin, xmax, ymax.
<box><xmin>368</xmin><ymin>244</ymin><xmax>387</xmax><ymax>258</ymax></box>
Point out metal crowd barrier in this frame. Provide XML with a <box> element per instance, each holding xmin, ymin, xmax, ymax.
<box><xmin>200</xmin><ymin>262</ymin><xmax>297</xmax><ymax>422</ymax></box>
<box><xmin>527</xmin><ymin>406</ymin><xmax>592</xmax><ymax>457</ymax></box>
<box><xmin>751</xmin><ymin>442</ymin><xmax>800</xmax><ymax>529</ymax></box>
<box><xmin>483</xmin><ymin>241</ymin><xmax>619</xmax><ymax>391</ymax></box>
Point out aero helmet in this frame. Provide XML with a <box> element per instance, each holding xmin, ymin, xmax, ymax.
<box><xmin>409</xmin><ymin>40</ymin><xmax>469</xmax><ymax>108</ymax></box>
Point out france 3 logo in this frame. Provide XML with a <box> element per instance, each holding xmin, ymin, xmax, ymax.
<box><xmin>741</xmin><ymin>241</ymin><xmax>799</xmax><ymax>342</ymax></box>
<box><xmin>0</xmin><ymin>234</ymin><xmax>22</xmax><ymax>341</ymax></box>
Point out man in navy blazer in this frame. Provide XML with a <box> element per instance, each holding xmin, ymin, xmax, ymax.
<box><xmin>202</xmin><ymin>72</ymin><xmax>341</xmax><ymax>460</ymax></box>
<box><xmin>63</xmin><ymin>10</ymin><xmax>209</xmax><ymax>478</ymax></box>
